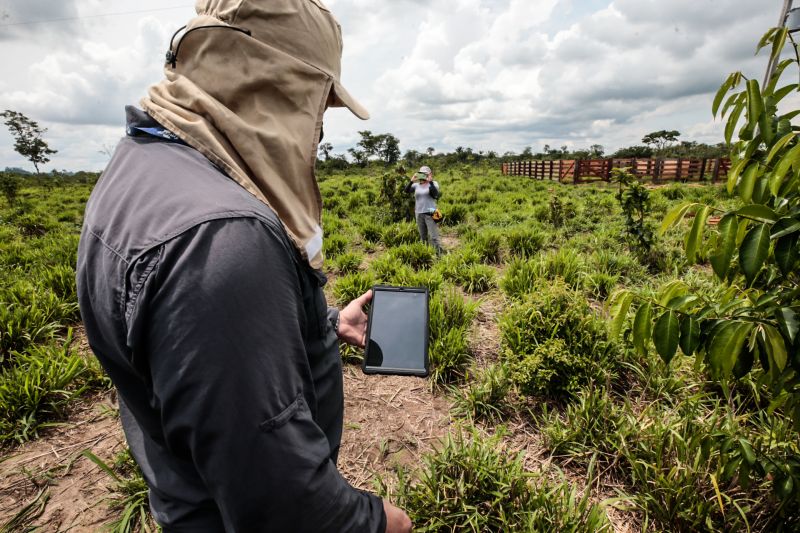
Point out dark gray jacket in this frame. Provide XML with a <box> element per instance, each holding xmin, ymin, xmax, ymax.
<box><xmin>77</xmin><ymin>108</ymin><xmax>385</xmax><ymax>532</ymax></box>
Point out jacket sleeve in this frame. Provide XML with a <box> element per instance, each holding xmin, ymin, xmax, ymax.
<box><xmin>429</xmin><ymin>181</ymin><xmax>440</xmax><ymax>200</ymax></box>
<box><xmin>134</xmin><ymin>217</ymin><xmax>385</xmax><ymax>532</ymax></box>
<box><xmin>403</xmin><ymin>180</ymin><xmax>414</xmax><ymax>194</ymax></box>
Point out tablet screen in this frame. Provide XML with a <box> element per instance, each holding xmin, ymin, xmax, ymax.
<box><xmin>363</xmin><ymin>286</ymin><xmax>429</xmax><ymax>376</ymax></box>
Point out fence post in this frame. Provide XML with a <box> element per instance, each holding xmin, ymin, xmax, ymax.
<box><xmin>699</xmin><ymin>158</ymin><xmax>707</xmax><ymax>181</ymax></box>
<box><xmin>676</xmin><ymin>158</ymin><xmax>683</xmax><ymax>182</ymax></box>
<box><xmin>653</xmin><ymin>159</ymin><xmax>661</xmax><ymax>183</ymax></box>
<box><xmin>712</xmin><ymin>158</ymin><xmax>721</xmax><ymax>183</ymax></box>
<box><xmin>573</xmin><ymin>159</ymin><xmax>581</xmax><ymax>185</ymax></box>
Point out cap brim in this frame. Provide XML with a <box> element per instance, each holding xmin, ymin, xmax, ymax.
<box><xmin>331</xmin><ymin>80</ymin><xmax>370</xmax><ymax>120</ymax></box>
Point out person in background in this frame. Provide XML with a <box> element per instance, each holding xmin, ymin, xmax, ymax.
<box><xmin>76</xmin><ymin>0</ymin><xmax>412</xmax><ymax>531</ymax></box>
<box><xmin>404</xmin><ymin>165</ymin><xmax>443</xmax><ymax>255</ymax></box>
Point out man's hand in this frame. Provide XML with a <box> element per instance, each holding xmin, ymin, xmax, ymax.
<box><xmin>383</xmin><ymin>500</ymin><xmax>412</xmax><ymax>533</ymax></box>
<box><xmin>337</xmin><ymin>289</ymin><xmax>372</xmax><ymax>348</ymax></box>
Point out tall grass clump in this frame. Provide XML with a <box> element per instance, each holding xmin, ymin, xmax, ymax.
<box><xmin>506</xmin><ymin>228</ymin><xmax>546</xmax><ymax>258</ymax></box>
<box><xmin>500</xmin><ymin>258</ymin><xmax>540</xmax><ymax>299</ymax></box>
<box><xmin>0</xmin><ymin>331</ymin><xmax>108</xmax><ymax>443</ymax></box>
<box><xmin>332</xmin><ymin>272</ymin><xmax>375</xmax><ymax>306</ymax></box>
<box><xmin>427</xmin><ymin>288</ymin><xmax>478</xmax><ymax>384</ymax></box>
<box><xmin>389</xmin><ymin>242</ymin><xmax>435</xmax><ymax>270</ymax></box>
<box><xmin>452</xmin><ymin>363</ymin><xmax>513</xmax><ymax>422</ymax></box>
<box><xmin>381</xmin><ymin>223</ymin><xmax>419</xmax><ymax>247</ymax></box>
<box><xmin>379</xmin><ymin>428</ymin><xmax>611</xmax><ymax>532</ymax></box>
<box><xmin>467</xmin><ymin>232</ymin><xmax>502</xmax><ymax>263</ymax></box>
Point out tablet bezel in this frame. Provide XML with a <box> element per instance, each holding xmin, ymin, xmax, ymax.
<box><xmin>362</xmin><ymin>285</ymin><xmax>429</xmax><ymax>377</ymax></box>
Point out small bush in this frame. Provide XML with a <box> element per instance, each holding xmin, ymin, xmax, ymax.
<box><xmin>499</xmin><ymin>280</ymin><xmax>616</xmax><ymax>397</ymax></box>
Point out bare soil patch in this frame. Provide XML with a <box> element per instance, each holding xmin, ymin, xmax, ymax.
<box><xmin>0</xmin><ymin>391</ymin><xmax>125</xmax><ymax>531</ymax></box>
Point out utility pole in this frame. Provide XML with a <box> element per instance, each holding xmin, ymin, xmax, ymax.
<box><xmin>764</xmin><ymin>0</ymin><xmax>794</xmax><ymax>87</ymax></box>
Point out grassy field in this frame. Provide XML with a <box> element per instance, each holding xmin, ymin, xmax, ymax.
<box><xmin>0</xmin><ymin>167</ymin><xmax>798</xmax><ymax>531</ymax></box>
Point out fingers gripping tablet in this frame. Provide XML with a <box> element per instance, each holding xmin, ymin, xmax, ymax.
<box><xmin>363</xmin><ymin>286</ymin><xmax>429</xmax><ymax>377</ymax></box>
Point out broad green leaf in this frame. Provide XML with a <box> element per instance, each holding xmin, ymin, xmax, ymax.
<box><xmin>736</xmin><ymin>204</ymin><xmax>777</xmax><ymax>223</ymax></box>
<box><xmin>770</xmin><ymin>142</ymin><xmax>800</xmax><ymax>195</ymax></box>
<box><xmin>756</xmin><ymin>28</ymin><xmax>778</xmax><ymax>54</ymax></box>
<box><xmin>764</xmin><ymin>132</ymin><xmax>795</xmax><ymax>166</ymax></box>
<box><xmin>769</xmin><ymin>28</ymin><xmax>789</xmax><ymax>72</ymax></box>
<box><xmin>739</xmin><ymin>223</ymin><xmax>770</xmax><ymax>285</ymax></box>
<box><xmin>686</xmin><ymin>206</ymin><xmax>710</xmax><ymax>264</ymax></box>
<box><xmin>775</xmin><ymin>233</ymin><xmax>799</xmax><ymax>276</ymax></box>
<box><xmin>633</xmin><ymin>303</ymin><xmax>652</xmax><ymax>356</ymax></box>
<box><xmin>658</xmin><ymin>201</ymin><xmax>694</xmax><ymax>235</ymax></box>
<box><xmin>771</xmin><ymin>217</ymin><xmax>800</xmax><ymax>239</ymax></box>
<box><xmin>679</xmin><ymin>317</ymin><xmax>700</xmax><ymax>356</ymax></box>
<box><xmin>738</xmin><ymin>163</ymin><xmax>759</xmax><ymax>202</ymax></box>
<box><xmin>708</xmin><ymin>321</ymin><xmax>753</xmax><ymax>377</ymax></box>
<box><xmin>667</xmin><ymin>294</ymin><xmax>698</xmax><ymax>311</ymax></box>
<box><xmin>763</xmin><ymin>324</ymin><xmax>788</xmax><ymax>372</ymax></box>
<box><xmin>712</xmin><ymin>77</ymin><xmax>733</xmax><ymax>117</ymax></box>
<box><xmin>780</xmin><ymin>109</ymin><xmax>800</xmax><ymax>122</ymax></box>
<box><xmin>727</xmin><ymin>158</ymin><xmax>747</xmax><ymax>194</ymax></box>
<box><xmin>739</xmin><ymin>439</ymin><xmax>756</xmax><ymax>466</ymax></box>
<box><xmin>775</xmin><ymin>307</ymin><xmax>798</xmax><ymax>345</ymax></box>
<box><xmin>733</xmin><ymin>345</ymin><xmax>755</xmax><ymax>378</ymax></box>
<box><xmin>725</xmin><ymin>100</ymin><xmax>746</xmax><ymax>145</ymax></box>
<box><xmin>771</xmin><ymin>83</ymin><xmax>798</xmax><ymax>104</ymax></box>
<box><xmin>710</xmin><ymin>214</ymin><xmax>738</xmax><ymax>280</ymax></box>
<box><xmin>720</xmin><ymin>91</ymin><xmax>743</xmax><ymax>119</ymax></box>
<box><xmin>610</xmin><ymin>290</ymin><xmax>634</xmax><ymax>338</ymax></box>
<box><xmin>752</xmin><ymin>175</ymin><xmax>770</xmax><ymax>204</ymax></box>
<box><xmin>653</xmin><ymin>310</ymin><xmax>680</xmax><ymax>365</ymax></box>
<box><xmin>658</xmin><ymin>280</ymin><xmax>688</xmax><ymax>307</ymax></box>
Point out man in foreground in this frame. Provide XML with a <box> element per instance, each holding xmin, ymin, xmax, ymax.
<box><xmin>77</xmin><ymin>0</ymin><xmax>412</xmax><ymax>531</ymax></box>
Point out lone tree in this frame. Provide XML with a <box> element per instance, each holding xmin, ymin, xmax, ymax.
<box><xmin>641</xmin><ymin>130</ymin><xmax>680</xmax><ymax>152</ymax></box>
<box><xmin>1</xmin><ymin>110</ymin><xmax>57</xmax><ymax>173</ymax></box>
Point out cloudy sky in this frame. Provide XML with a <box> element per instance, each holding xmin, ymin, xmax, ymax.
<box><xmin>0</xmin><ymin>0</ymin><xmax>779</xmax><ymax>172</ymax></box>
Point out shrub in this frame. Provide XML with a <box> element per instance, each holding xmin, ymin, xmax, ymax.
<box><xmin>499</xmin><ymin>281</ymin><xmax>616</xmax><ymax>397</ymax></box>
<box><xmin>0</xmin><ymin>172</ymin><xmax>21</xmax><ymax>206</ymax></box>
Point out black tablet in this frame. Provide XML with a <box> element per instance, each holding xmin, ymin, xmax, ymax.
<box><xmin>363</xmin><ymin>285</ymin><xmax>429</xmax><ymax>377</ymax></box>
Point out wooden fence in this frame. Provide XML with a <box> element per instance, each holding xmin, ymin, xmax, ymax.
<box><xmin>501</xmin><ymin>157</ymin><xmax>731</xmax><ymax>184</ymax></box>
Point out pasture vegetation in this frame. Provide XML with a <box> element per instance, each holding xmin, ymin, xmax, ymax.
<box><xmin>2</xmin><ymin>29</ymin><xmax>799</xmax><ymax>526</ymax></box>
<box><xmin>3</xmin><ymin>160</ymin><xmax>799</xmax><ymax>531</ymax></box>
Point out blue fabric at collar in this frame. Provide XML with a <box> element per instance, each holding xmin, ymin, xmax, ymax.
<box><xmin>127</xmin><ymin>125</ymin><xmax>186</xmax><ymax>144</ymax></box>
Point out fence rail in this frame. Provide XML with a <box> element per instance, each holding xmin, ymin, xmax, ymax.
<box><xmin>501</xmin><ymin>157</ymin><xmax>731</xmax><ymax>184</ymax></box>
